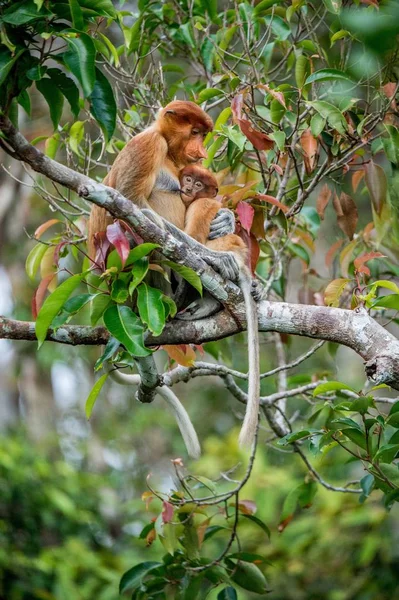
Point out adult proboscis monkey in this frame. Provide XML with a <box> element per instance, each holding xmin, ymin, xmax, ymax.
<box><xmin>178</xmin><ymin>164</ymin><xmax>261</xmax><ymax>447</ymax></box>
<box><xmin>87</xmin><ymin>101</ymin><xmax>239</xmax><ymax>457</ymax></box>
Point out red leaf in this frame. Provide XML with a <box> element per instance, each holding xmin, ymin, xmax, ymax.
<box><xmin>236</xmin><ymin>201</ymin><xmax>255</xmax><ymax>233</ymax></box>
<box><xmin>332</xmin><ymin>193</ymin><xmax>358</xmax><ymax>239</ymax></box>
<box><xmin>238</xmin><ymin>118</ymin><xmax>274</xmax><ymax>151</ymax></box>
<box><xmin>32</xmin><ymin>274</ymin><xmax>56</xmax><ymax>319</ymax></box>
<box><xmin>163</xmin><ymin>344</ymin><xmax>196</xmax><ymax>367</ymax></box>
<box><xmin>239</xmin><ymin>228</ymin><xmax>260</xmax><ymax>274</ymax></box>
<box><xmin>34</xmin><ymin>218</ymin><xmax>60</xmax><ymax>239</ymax></box>
<box><xmin>256</xmin><ymin>193</ymin><xmax>288</xmax><ymax>213</ymax></box>
<box><xmin>316</xmin><ymin>184</ymin><xmax>331</xmax><ymax>220</ymax></box>
<box><xmin>93</xmin><ymin>231</ymin><xmax>111</xmax><ymax>269</ymax></box>
<box><xmin>106</xmin><ymin>221</ymin><xmax>130</xmax><ymax>267</ymax></box>
<box><xmin>354</xmin><ymin>251</ymin><xmax>385</xmax><ymax>276</ymax></box>
<box><xmin>162</xmin><ymin>501</ymin><xmax>174</xmax><ymax>524</ymax></box>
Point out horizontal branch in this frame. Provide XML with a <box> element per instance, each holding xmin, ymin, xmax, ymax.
<box><xmin>2</xmin><ymin>300</ymin><xmax>399</xmax><ymax>388</ymax></box>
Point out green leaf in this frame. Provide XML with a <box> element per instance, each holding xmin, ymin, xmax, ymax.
<box><xmin>126</xmin><ymin>243</ymin><xmax>160</xmax><ymax>265</ymax></box>
<box><xmin>264</xmin><ymin>15</ymin><xmax>291</xmax><ymax>41</ymax></box>
<box><xmin>295</xmin><ymin>53</ymin><xmax>310</xmax><ymax>89</ymax></box>
<box><xmin>26</xmin><ymin>243</ymin><xmax>48</xmax><ymax>280</ymax></box>
<box><xmin>103</xmin><ymin>305</ymin><xmax>150</xmax><ymax>357</ymax></box>
<box><xmin>277</xmin><ymin>430</ymin><xmax>313</xmax><ymax>446</ymax></box>
<box><xmin>197</xmin><ymin>88</ymin><xmax>224</xmax><ymax>103</ymax></box>
<box><xmin>36</xmin><ymin>78</ymin><xmax>64</xmax><ymax>130</ymax></box>
<box><xmin>69</xmin><ymin>120</ymin><xmax>85</xmax><ymax>155</ymax></box>
<box><xmin>253</xmin><ymin>0</ymin><xmax>285</xmax><ymax>16</ymax></box>
<box><xmin>227</xmin><ymin>560</ymin><xmax>269</xmax><ymax>594</ymax></box>
<box><xmin>331</xmin><ymin>417</ymin><xmax>363</xmax><ymax>432</ymax></box>
<box><xmin>162</xmin><ymin>261</ymin><xmax>203</xmax><ymax>295</ymax></box>
<box><xmin>203</xmin><ymin>0</ymin><xmax>220</xmax><ymax>24</ymax></box>
<box><xmin>310</xmin><ymin>113</ymin><xmax>325</xmax><ymax>137</ymax></box>
<box><xmin>0</xmin><ymin>48</ymin><xmax>25</xmax><ymax>87</ymax></box>
<box><xmin>47</xmin><ymin>69</ymin><xmax>80</xmax><ymax>117</ymax></box>
<box><xmin>90</xmin><ymin>294</ymin><xmax>111</xmax><ymax>326</ymax></box>
<box><xmin>128</xmin><ymin>258</ymin><xmax>149</xmax><ymax>295</ymax></box>
<box><xmin>286</xmin><ymin>241</ymin><xmax>310</xmax><ymax>265</ymax></box>
<box><xmin>85</xmin><ymin>373</ymin><xmax>109</xmax><ymax>418</ymax></box>
<box><xmin>89</xmin><ymin>67</ymin><xmax>116</xmax><ymax>142</ymax></box>
<box><xmin>36</xmin><ymin>273</ymin><xmax>85</xmax><ymax>347</ymax></box>
<box><xmin>119</xmin><ymin>562</ymin><xmax>163</xmax><ymax>594</ymax></box>
<box><xmin>68</xmin><ymin>0</ymin><xmax>84</xmax><ymax>30</ymax></box>
<box><xmin>241</xmin><ymin>515</ymin><xmax>270</xmax><ymax>539</ymax></box>
<box><xmin>2</xmin><ymin>0</ymin><xmax>51</xmax><ymax>25</ymax></box>
<box><xmin>98</xmin><ymin>32</ymin><xmax>120</xmax><ymax>66</ymax></box>
<box><xmin>162</xmin><ymin>295</ymin><xmax>177</xmax><ymax>319</ymax></box>
<box><xmin>217</xmin><ymin>587</ymin><xmax>237</xmax><ymax>600</ymax></box>
<box><xmin>305</xmin><ymin>69</ymin><xmax>352</xmax><ymax>85</ymax></box>
<box><xmin>94</xmin><ymin>336</ymin><xmax>120</xmax><ymax>371</ymax></box>
<box><xmin>17</xmin><ymin>90</ymin><xmax>31</xmax><ymax>116</ymax></box>
<box><xmin>342</xmin><ymin>428</ymin><xmax>367</xmax><ymax>450</ymax></box>
<box><xmin>360</xmin><ymin>474</ymin><xmax>374</xmax><ymax>497</ymax></box>
<box><xmin>313</xmin><ymin>381</ymin><xmax>357</xmax><ymax>396</ymax></box>
<box><xmin>137</xmin><ymin>283</ymin><xmax>166</xmax><ymax>336</ymax></box>
<box><xmin>110</xmin><ymin>279</ymin><xmax>129</xmax><ymax>304</ymax></box>
<box><xmin>308</xmin><ymin>101</ymin><xmax>348</xmax><ymax>136</ymax></box>
<box><xmin>373</xmin><ymin>444</ymin><xmax>399</xmax><ymax>464</ymax></box>
<box><xmin>79</xmin><ymin>0</ymin><xmax>117</xmax><ymax>18</ymax></box>
<box><xmin>64</xmin><ymin>33</ymin><xmax>96</xmax><ymax>97</ymax></box>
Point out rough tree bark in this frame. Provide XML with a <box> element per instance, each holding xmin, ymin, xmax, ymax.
<box><xmin>1</xmin><ymin>115</ymin><xmax>399</xmax><ymax>390</ymax></box>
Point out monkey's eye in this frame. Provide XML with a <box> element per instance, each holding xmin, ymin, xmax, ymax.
<box><xmin>191</xmin><ymin>128</ymin><xmax>200</xmax><ymax>136</ymax></box>
<box><xmin>185</xmin><ymin>176</ymin><xmax>192</xmax><ymax>183</ymax></box>
<box><xmin>195</xmin><ymin>182</ymin><xmax>203</xmax><ymax>188</ymax></box>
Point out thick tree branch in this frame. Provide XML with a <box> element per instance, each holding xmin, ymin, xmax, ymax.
<box><xmin>2</xmin><ymin>300</ymin><xmax>399</xmax><ymax>388</ymax></box>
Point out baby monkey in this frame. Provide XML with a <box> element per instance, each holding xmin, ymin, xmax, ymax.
<box><xmin>179</xmin><ymin>165</ymin><xmax>261</xmax><ymax>448</ymax></box>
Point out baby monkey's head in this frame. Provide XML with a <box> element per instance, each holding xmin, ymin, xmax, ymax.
<box><xmin>179</xmin><ymin>165</ymin><xmax>218</xmax><ymax>205</ymax></box>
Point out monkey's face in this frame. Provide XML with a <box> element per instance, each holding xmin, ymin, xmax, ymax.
<box><xmin>183</xmin><ymin>127</ymin><xmax>208</xmax><ymax>163</ymax></box>
<box><xmin>180</xmin><ymin>174</ymin><xmax>203</xmax><ymax>204</ymax></box>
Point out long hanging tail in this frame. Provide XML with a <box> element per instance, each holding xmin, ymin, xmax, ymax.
<box><xmin>238</xmin><ymin>271</ymin><xmax>260</xmax><ymax>447</ymax></box>
<box><xmin>108</xmin><ymin>369</ymin><xmax>201</xmax><ymax>459</ymax></box>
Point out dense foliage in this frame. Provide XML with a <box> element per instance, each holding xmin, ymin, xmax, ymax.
<box><xmin>1</xmin><ymin>0</ymin><xmax>399</xmax><ymax>597</ymax></box>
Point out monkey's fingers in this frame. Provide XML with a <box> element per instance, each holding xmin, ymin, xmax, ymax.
<box><xmin>208</xmin><ymin>208</ymin><xmax>235</xmax><ymax>240</ymax></box>
<box><xmin>205</xmin><ymin>251</ymin><xmax>239</xmax><ymax>281</ymax></box>
<box><xmin>251</xmin><ymin>279</ymin><xmax>265</xmax><ymax>302</ymax></box>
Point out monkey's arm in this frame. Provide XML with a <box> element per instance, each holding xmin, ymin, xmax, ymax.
<box><xmin>142</xmin><ymin>209</ymin><xmax>239</xmax><ymax>281</ymax></box>
<box><xmin>88</xmin><ymin>131</ymin><xmax>168</xmax><ymax>256</ymax></box>
<box><xmin>184</xmin><ymin>198</ymin><xmax>220</xmax><ymax>245</ymax></box>
<box><xmin>208</xmin><ymin>208</ymin><xmax>236</xmax><ymax>240</ymax></box>
<box><xmin>104</xmin><ymin>129</ymin><xmax>168</xmax><ymax>207</ymax></box>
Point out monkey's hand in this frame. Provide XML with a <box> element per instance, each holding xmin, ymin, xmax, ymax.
<box><xmin>208</xmin><ymin>208</ymin><xmax>235</xmax><ymax>240</ymax></box>
<box><xmin>251</xmin><ymin>278</ymin><xmax>265</xmax><ymax>302</ymax></box>
<box><xmin>203</xmin><ymin>250</ymin><xmax>239</xmax><ymax>281</ymax></box>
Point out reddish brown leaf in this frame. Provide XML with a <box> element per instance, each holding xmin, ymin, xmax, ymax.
<box><xmin>141</xmin><ymin>491</ymin><xmax>154</xmax><ymax>510</ymax></box>
<box><xmin>316</xmin><ymin>184</ymin><xmax>331</xmax><ymax>220</ymax></box>
<box><xmin>364</xmin><ymin>161</ymin><xmax>387</xmax><ymax>216</ymax></box>
<box><xmin>332</xmin><ymin>192</ymin><xmax>358</xmax><ymax>239</ymax></box>
<box><xmin>237</xmin><ymin>500</ymin><xmax>257</xmax><ymax>515</ymax></box>
<box><xmin>162</xmin><ymin>501</ymin><xmax>174</xmax><ymax>524</ymax></box>
<box><xmin>325</xmin><ymin>238</ymin><xmax>344</xmax><ymax>268</ymax></box>
<box><xmin>278</xmin><ymin>514</ymin><xmax>294</xmax><ymax>532</ymax></box>
<box><xmin>54</xmin><ymin>241</ymin><xmax>69</xmax><ymax>266</ymax></box>
<box><xmin>238</xmin><ymin>118</ymin><xmax>274</xmax><ymax>151</ymax></box>
<box><xmin>251</xmin><ymin>207</ymin><xmax>266</xmax><ymax>239</ymax></box>
<box><xmin>93</xmin><ymin>231</ymin><xmax>111</xmax><ymax>269</ymax></box>
<box><xmin>106</xmin><ymin>221</ymin><xmax>130</xmax><ymax>267</ymax></box>
<box><xmin>256</xmin><ymin>193</ymin><xmax>289</xmax><ymax>213</ymax></box>
<box><xmin>32</xmin><ymin>274</ymin><xmax>56</xmax><ymax>318</ymax></box>
<box><xmin>163</xmin><ymin>344</ymin><xmax>196</xmax><ymax>367</ymax></box>
<box><xmin>231</xmin><ymin>93</ymin><xmax>244</xmax><ymax>122</ymax></box>
<box><xmin>300</xmin><ymin>129</ymin><xmax>318</xmax><ymax>174</ymax></box>
<box><xmin>257</xmin><ymin>83</ymin><xmax>287</xmax><ymax>108</ymax></box>
<box><xmin>352</xmin><ymin>169</ymin><xmax>365</xmax><ymax>193</ymax></box>
<box><xmin>354</xmin><ymin>251</ymin><xmax>385</xmax><ymax>276</ymax></box>
<box><xmin>238</xmin><ymin>228</ymin><xmax>260</xmax><ymax>274</ymax></box>
<box><xmin>363</xmin><ymin>222</ymin><xmax>375</xmax><ymax>242</ymax></box>
<box><xmin>236</xmin><ymin>201</ymin><xmax>255</xmax><ymax>233</ymax></box>
<box><xmin>382</xmin><ymin>82</ymin><xmax>397</xmax><ymax>109</ymax></box>
<box><xmin>271</xmin><ymin>163</ymin><xmax>283</xmax><ymax>176</ymax></box>
<box><xmin>197</xmin><ymin>517</ymin><xmax>211</xmax><ymax>548</ymax></box>
<box><xmin>146</xmin><ymin>527</ymin><xmax>156</xmax><ymax>547</ymax></box>
<box><xmin>34</xmin><ymin>218</ymin><xmax>60</xmax><ymax>239</ymax></box>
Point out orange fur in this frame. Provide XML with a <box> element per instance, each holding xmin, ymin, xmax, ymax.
<box><xmin>88</xmin><ymin>101</ymin><xmax>213</xmax><ymax>258</ymax></box>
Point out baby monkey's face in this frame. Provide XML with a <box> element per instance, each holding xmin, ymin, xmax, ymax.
<box><xmin>179</xmin><ymin>174</ymin><xmax>218</xmax><ymax>205</ymax></box>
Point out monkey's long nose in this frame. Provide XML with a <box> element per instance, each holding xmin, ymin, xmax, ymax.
<box><xmin>198</xmin><ymin>147</ymin><xmax>208</xmax><ymax>160</ymax></box>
